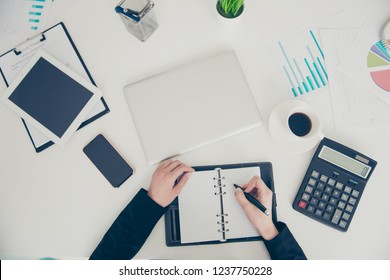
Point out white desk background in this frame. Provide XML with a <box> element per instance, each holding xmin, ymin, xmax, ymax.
<box><xmin>0</xmin><ymin>0</ymin><xmax>389</xmax><ymax>260</ymax></box>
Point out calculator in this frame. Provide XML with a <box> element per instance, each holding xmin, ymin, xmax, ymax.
<box><xmin>293</xmin><ymin>138</ymin><xmax>377</xmax><ymax>232</ymax></box>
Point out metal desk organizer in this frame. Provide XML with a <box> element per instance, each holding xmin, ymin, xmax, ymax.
<box><xmin>115</xmin><ymin>0</ymin><xmax>158</xmax><ymax>42</ymax></box>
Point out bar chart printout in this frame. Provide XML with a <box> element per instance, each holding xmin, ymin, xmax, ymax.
<box><xmin>264</xmin><ymin>29</ymin><xmax>328</xmax><ymax>98</ymax></box>
<box><xmin>0</xmin><ymin>0</ymin><xmax>52</xmax><ymax>34</ymax></box>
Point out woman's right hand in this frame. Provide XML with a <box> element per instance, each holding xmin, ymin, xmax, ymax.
<box><xmin>235</xmin><ymin>176</ymin><xmax>279</xmax><ymax>240</ymax></box>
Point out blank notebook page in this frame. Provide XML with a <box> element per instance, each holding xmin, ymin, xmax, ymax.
<box><xmin>221</xmin><ymin>167</ymin><xmax>261</xmax><ymax>240</ymax></box>
<box><xmin>178</xmin><ymin>170</ymin><xmax>222</xmax><ymax>243</ymax></box>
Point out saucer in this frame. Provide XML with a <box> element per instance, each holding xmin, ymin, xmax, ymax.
<box><xmin>268</xmin><ymin>100</ymin><xmax>323</xmax><ymax>153</ymax></box>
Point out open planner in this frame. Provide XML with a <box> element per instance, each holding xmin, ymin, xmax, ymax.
<box><xmin>164</xmin><ymin>162</ymin><xmax>277</xmax><ymax>246</ymax></box>
<box><xmin>0</xmin><ymin>22</ymin><xmax>109</xmax><ymax>152</ymax></box>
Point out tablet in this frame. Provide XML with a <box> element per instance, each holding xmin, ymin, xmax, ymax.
<box><xmin>0</xmin><ymin>50</ymin><xmax>102</xmax><ymax>147</ymax></box>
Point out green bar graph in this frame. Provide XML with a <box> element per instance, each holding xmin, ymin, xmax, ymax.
<box><xmin>276</xmin><ymin>30</ymin><xmax>328</xmax><ymax>97</ymax></box>
<box><xmin>28</xmin><ymin>0</ymin><xmax>50</xmax><ymax>31</ymax></box>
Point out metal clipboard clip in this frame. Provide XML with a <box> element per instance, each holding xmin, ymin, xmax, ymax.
<box><xmin>14</xmin><ymin>33</ymin><xmax>46</xmax><ymax>55</ymax></box>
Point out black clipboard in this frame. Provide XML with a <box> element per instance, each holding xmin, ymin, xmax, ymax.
<box><xmin>0</xmin><ymin>22</ymin><xmax>110</xmax><ymax>152</ymax></box>
<box><xmin>164</xmin><ymin>162</ymin><xmax>277</xmax><ymax>247</ymax></box>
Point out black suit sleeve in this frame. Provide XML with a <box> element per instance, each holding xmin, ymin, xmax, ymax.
<box><xmin>89</xmin><ymin>188</ymin><xmax>306</xmax><ymax>260</ymax></box>
<box><xmin>263</xmin><ymin>221</ymin><xmax>307</xmax><ymax>260</ymax></box>
<box><xmin>89</xmin><ymin>188</ymin><xmax>165</xmax><ymax>260</ymax></box>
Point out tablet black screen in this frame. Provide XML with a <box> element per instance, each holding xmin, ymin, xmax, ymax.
<box><xmin>8</xmin><ymin>57</ymin><xmax>93</xmax><ymax>138</ymax></box>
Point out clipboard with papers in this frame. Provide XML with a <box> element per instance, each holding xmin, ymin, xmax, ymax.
<box><xmin>0</xmin><ymin>22</ymin><xmax>110</xmax><ymax>152</ymax></box>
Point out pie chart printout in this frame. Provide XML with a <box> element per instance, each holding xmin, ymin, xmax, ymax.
<box><xmin>367</xmin><ymin>41</ymin><xmax>390</xmax><ymax>92</ymax></box>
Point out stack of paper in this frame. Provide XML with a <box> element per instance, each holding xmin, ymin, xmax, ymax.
<box><xmin>321</xmin><ymin>28</ymin><xmax>390</xmax><ymax>130</ymax></box>
<box><xmin>0</xmin><ymin>0</ymin><xmax>52</xmax><ymax>34</ymax></box>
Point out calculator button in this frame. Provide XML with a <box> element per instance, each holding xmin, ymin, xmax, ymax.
<box><xmin>331</xmin><ymin>209</ymin><xmax>342</xmax><ymax>224</ymax></box>
<box><xmin>325</xmin><ymin>186</ymin><xmax>333</xmax><ymax>194</ymax></box>
<box><xmin>342</xmin><ymin>212</ymin><xmax>350</xmax><ymax>221</ymax></box>
<box><xmin>305</xmin><ymin>185</ymin><xmax>314</xmax><ymax>194</ymax></box>
<box><xmin>328</xmin><ymin>179</ymin><xmax>336</xmax><ymax>186</ymax></box>
<box><xmin>344</xmin><ymin>186</ymin><xmax>352</xmax><ymax>194</ymax></box>
<box><xmin>348</xmin><ymin>179</ymin><xmax>358</xmax><ymax>187</ymax></box>
<box><xmin>332</xmin><ymin>172</ymin><xmax>339</xmax><ymax>179</ymax></box>
<box><xmin>351</xmin><ymin>190</ymin><xmax>360</xmax><ymax>198</ymax></box>
<box><xmin>323</xmin><ymin>212</ymin><xmax>331</xmax><ymax>221</ymax></box>
<box><xmin>339</xmin><ymin>220</ymin><xmax>347</xmax><ymax>228</ymax></box>
<box><xmin>333</xmin><ymin>190</ymin><xmax>341</xmax><ymax>198</ymax></box>
<box><xmin>308</xmin><ymin>178</ymin><xmax>316</xmax><ymax>186</ymax></box>
<box><xmin>315</xmin><ymin>209</ymin><xmax>323</xmax><ymax>216</ymax></box>
<box><xmin>310</xmin><ymin>198</ymin><xmax>318</xmax><ymax>206</ymax></box>
<box><xmin>341</xmin><ymin>194</ymin><xmax>349</xmax><ymax>201</ymax></box>
<box><xmin>318</xmin><ymin>201</ymin><xmax>326</xmax><ymax>210</ymax></box>
<box><xmin>345</xmin><ymin>205</ymin><xmax>354</xmax><ymax>213</ymax></box>
<box><xmin>326</xmin><ymin>205</ymin><xmax>334</xmax><ymax>213</ymax></box>
<box><xmin>307</xmin><ymin>205</ymin><xmax>315</xmax><ymax>213</ymax></box>
<box><xmin>338</xmin><ymin>201</ymin><xmax>346</xmax><ymax>209</ymax></box>
<box><xmin>348</xmin><ymin>197</ymin><xmax>357</xmax><ymax>205</ymax></box>
<box><xmin>316</xmin><ymin>182</ymin><xmax>325</xmax><ymax>190</ymax></box>
<box><xmin>301</xmin><ymin>193</ymin><xmax>310</xmax><ymax>201</ymax></box>
<box><xmin>321</xmin><ymin>194</ymin><xmax>330</xmax><ymax>202</ymax></box>
<box><xmin>314</xmin><ymin>190</ymin><xmax>321</xmax><ymax>198</ymax></box>
<box><xmin>335</xmin><ymin>182</ymin><xmax>344</xmax><ymax>190</ymax></box>
<box><xmin>329</xmin><ymin>198</ymin><xmax>337</xmax><ymax>205</ymax></box>
<box><xmin>311</xmin><ymin>170</ymin><xmax>320</xmax><ymax>179</ymax></box>
<box><xmin>298</xmin><ymin>201</ymin><xmax>307</xmax><ymax>209</ymax></box>
<box><xmin>320</xmin><ymin>175</ymin><xmax>328</xmax><ymax>183</ymax></box>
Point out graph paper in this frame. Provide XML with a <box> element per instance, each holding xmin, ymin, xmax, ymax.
<box><xmin>0</xmin><ymin>0</ymin><xmax>52</xmax><ymax>34</ymax></box>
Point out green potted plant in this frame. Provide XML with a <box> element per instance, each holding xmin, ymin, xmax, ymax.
<box><xmin>216</xmin><ymin>0</ymin><xmax>245</xmax><ymax>20</ymax></box>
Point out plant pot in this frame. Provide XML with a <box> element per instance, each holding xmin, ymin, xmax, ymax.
<box><xmin>216</xmin><ymin>1</ymin><xmax>244</xmax><ymax>22</ymax></box>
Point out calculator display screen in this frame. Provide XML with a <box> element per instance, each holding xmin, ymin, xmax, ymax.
<box><xmin>319</xmin><ymin>146</ymin><xmax>371</xmax><ymax>179</ymax></box>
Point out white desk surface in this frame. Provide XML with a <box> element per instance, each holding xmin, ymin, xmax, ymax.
<box><xmin>1</xmin><ymin>0</ymin><xmax>390</xmax><ymax>260</ymax></box>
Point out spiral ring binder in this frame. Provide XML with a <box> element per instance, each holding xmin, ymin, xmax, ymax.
<box><xmin>216</xmin><ymin>213</ymin><xmax>228</xmax><ymax>217</ymax></box>
<box><xmin>214</xmin><ymin>191</ymin><xmax>226</xmax><ymax>195</ymax></box>
<box><xmin>212</xmin><ymin>168</ymin><xmax>230</xmax><ymax>241</ymax></box>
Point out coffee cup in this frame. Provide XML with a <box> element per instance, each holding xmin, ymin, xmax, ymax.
<box><xmin>285</xmin><ymin>104</ymin><xmax>322</xmax><ymax>141</ymax></box>
<box><xmin>269</xmin><ymin>100</ymin><xmax>324</xmax><ymax>153</ymax></box>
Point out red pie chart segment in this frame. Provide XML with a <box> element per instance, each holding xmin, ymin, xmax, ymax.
<box><xmin>369</xmin><ymin>69</ymin><xmax>390</xmax><ymax>92</ymax></box>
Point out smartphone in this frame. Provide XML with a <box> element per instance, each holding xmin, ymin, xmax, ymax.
<box><xmin>83</xmin><ymin>134</ymin><xmax>134</xmax><ymax>188</ymax></box>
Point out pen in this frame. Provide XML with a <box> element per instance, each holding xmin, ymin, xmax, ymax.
<box><xmin>233</xmin><ymin>184</ymin><xmax>270</xmax><ymax>216</ymax></box>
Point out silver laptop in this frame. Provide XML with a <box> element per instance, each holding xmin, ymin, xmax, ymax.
<box><xmin>124</xmin><ymin>50</ymin><xmax>262</xmax><ymax>164</ymax></box>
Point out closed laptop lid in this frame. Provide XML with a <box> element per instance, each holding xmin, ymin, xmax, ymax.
<box><xmin>124</xmin><ymin>50</ymin><xmax>262</xmax><ymax>164</ymax></box>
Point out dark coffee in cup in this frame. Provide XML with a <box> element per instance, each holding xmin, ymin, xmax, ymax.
<box><xmin>288</xmin><ymin>113</ymin><xmax>312</xmax><ymax>137</ymax></box>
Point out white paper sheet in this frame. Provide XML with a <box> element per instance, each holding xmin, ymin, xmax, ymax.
<box><xmin>178</xmin><ymin>170</ymin><xmax>222</xmax><ymax>244</ymax></box>
<box><xmin>0</xmin><ymin>0</ymin><xmax>52</xmax><ymax>35</ymax></box>
<box><xmin>178</xmin><ymin>167</ymin><xmax>260</xmax><ymax>244</ymax></box>
<box><xmin>221</xmin><ymin>167</ymin><xmax>260</xmax><ymax>240</ymax></box>
<box><xmin>338</xmin><ymin>16</ymin><xmax>390</xmax><ymax>107</ymax></box>
<box><xmin>238</xmin><ymin>12</ymin><xmax>354</xmax><ymax>101</ymax></box>
<box><xmin>321</xmin><ymin>29</ymin><xmax>390</xmax><ymax>130</ymax></box>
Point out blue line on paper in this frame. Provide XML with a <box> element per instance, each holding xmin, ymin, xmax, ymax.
<box><xmin>310</xmin><ymin>30</ymin><xmax>324</xmax><ymax>59</ymax></box>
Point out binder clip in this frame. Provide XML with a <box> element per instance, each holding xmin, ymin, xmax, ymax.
<box><xmin>115</xmin><ymin>0</ymin><xmax>158</xmax><ymax>42</ymax></box>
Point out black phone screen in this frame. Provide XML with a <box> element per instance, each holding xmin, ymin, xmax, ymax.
<box><xmin>83</xmin><ymin>134</ymin><xmax>133</xmax><ymax>188</ymax></box>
